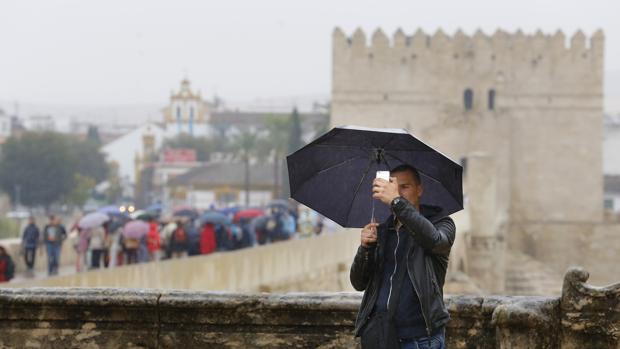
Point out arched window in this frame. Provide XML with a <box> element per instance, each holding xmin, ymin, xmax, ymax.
<box><xmin>488</xmin><ymin>89</ymin><xmax>496</xmax><ymax>110</ymax></box>
<box><xmin>464</xmin><ymin>89</ymin><xmax>474</xmax><ymax>111</ymax></box>
<box><xmin>176</xmin><ymin>106</ymin><xmax>181</xmax><ymax>120</ymax></box>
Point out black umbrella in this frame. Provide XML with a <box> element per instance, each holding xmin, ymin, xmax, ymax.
<box><xmin>286</xmin><ymin>126</ymin><xmax>463</xmax><ymax>228</ymax></box>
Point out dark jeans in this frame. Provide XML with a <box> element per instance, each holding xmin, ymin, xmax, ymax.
<box><xmin>399</xmin><ymin>328</ymin><xmax>445</xmax><ymax>349</ymax></box>
<box><xmin>24</xmin><ymin>247</ymin><xmax>36</xmax><ymax>270</ymax></box>
<box><xmin>125</xmin><ymin>249</ymin><xmax>138</xmax><ymax>264</ymax></box>
<box><xmin>46</xmin><ymin>243</ymin><xmax>61</xmax><ymax>275</ymax></box>
<box><xmin>91</xmin><ymin>249</ymin><xmax>108</xmax><ymax>269</ymax></box>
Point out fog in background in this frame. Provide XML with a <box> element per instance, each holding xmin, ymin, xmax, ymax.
<box><xmin>1</xmin><ymin>0</ymin><xmax>619</xmax><ymax>123</ymax></box>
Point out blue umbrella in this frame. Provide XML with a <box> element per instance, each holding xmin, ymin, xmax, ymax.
<box><xmin>286</xmin><ymin>126</ymin><xmax>463</xmax><ymax>228</ymax></box>
<box><xmin>218</xmin><ymin>206</ymin><xmax>241</xmax><ymax>216</ymax></box>
<box><xmin>145</xmin><ymin>202</ymin><xmax>165</xmax><ymax>213</ymax></box>
<box><xmin>200</xmin><ymin>211</ymin><xmax>232</xmax><ymax>226</ymax></box>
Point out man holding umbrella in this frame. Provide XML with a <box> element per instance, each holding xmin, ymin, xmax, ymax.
<box><xmin>352</xmin><ymin>165</ymin><xmax>454</xmax><ymax>349</ymax></box>
<box><xmin>287</xmin><ymin>126</ymin><xmax>462</xmax><ymax>349</ymax></box>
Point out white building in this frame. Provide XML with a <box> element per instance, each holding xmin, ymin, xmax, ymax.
<box><xmin>24</xmin><ymin>114</ymin><xmax>56</xmax><ymax>132</ymax></box>
<box><xmin>101</xmin><ymin>123</ymin><xmax>165</xmax><ymax>182</ymax></box>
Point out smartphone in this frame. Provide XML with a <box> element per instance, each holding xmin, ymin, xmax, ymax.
<box><xmin>376</xmin><ymin>171</ymin><xmax>390</xmax><ymax>181</ymax></box>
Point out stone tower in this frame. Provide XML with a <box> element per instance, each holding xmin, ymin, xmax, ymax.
<box><xmin>331</xmin><ymin>28</ymin><xmax>605</xmax><ymax>292</ymax></box>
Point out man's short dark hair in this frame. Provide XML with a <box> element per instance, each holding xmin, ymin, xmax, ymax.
<box><xmin>390</xmin><ymin>164</ymin><xmax>421</xmax><ymax>185</ymax></box>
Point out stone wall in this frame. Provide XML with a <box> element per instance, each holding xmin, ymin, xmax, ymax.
<box><xmin>510</xmin><ymin>221</ymin><xmax>620</xmax><ymax>286</ymax></box>
<box><xmin>0</xmin><ymin>267</ymin><xmax>617</xmax><ymax>348</ymax></box>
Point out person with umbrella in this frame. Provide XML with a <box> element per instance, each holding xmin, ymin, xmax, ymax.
<box><xmin>287</xmin><ymin>126</ymin><xmax>461</xmax><ymax>349</ymax></box>
<box><xmin>169</xmin><ymin>218</ymin><xmax>189</xmax><ymax>259</ymax></box>
<box><xmin>122</xmin><ymin>220</ymin><xmax>149</xmax><ymax>264</ymax></box>
<box><xmin>352</xmin><ymin>165</ymin><xmax>454</xmax><ymax>348</ymax></box>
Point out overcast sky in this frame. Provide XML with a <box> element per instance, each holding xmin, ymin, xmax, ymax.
<box><xmin>1</xmin><ymin>0</ymin><xmax>618</xmax><ymax>112</ymax></box>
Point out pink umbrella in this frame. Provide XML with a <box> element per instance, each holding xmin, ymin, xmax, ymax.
<box><xmin>122</xmin><ymin>220</ymin><xmax>149</xmax><ymax>239</ymax></box>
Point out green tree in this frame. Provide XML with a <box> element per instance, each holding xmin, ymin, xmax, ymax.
<box><xmin>86</xmin><ymin>125</ymin><xmax>102</xmax><ymax>146</ymax></box>
<box><xmin>0</xmin><ymin>132</ymin><xmax>75</xmax><ymax>209</ymax></box>
<box><xmin>262</xmin><ymin>116</ymin><xmax>291</xmax><ymax>199</ymax></box>
<box><xmin>67</xmin><ymin>173</ymin><xmax>96</xmax><ymax>207</ymax></box>
<box><xmin>0</xmin><ymin>132</ymin><xmax>109</xmax><ymax>210</ymax></box>
<box><xmin>282</xmin><ymin>108</ymin><xmax>304</xmax><ymax>199</ymax></box>
<box><xmin>69</xmin><ymin>138</ymin><xmax>109</xmax><ymax>182</ymax></box>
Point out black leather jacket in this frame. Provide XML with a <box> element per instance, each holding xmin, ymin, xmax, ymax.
<box><xmin>350</xmin><ymin>197</ymin><xmax>456</xmax><ymax>338</ymax></box>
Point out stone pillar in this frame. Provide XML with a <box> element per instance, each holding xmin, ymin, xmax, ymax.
<box><xmin>560</xmin><ymin>267</ymin><xmax>620</xmax><ymax>348</ymax></box>
<box><xmin>465</xmin><ymin>152</ymin><xmax>506</xmax><ymax>293</ymax></box>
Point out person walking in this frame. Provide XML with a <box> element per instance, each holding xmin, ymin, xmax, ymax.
<box><xmin>89</xmin><ymin>225</ymin><xmax>106</xmax><ymax>269</ymax></box>
<box><xmin>146</xmin><ymin>219</ymin><xmax>161</xmax><ymax>261</ymax></box>
<box><xmin>21</xmin><ymin>217</ymin><xmax>40</xmax><ymax>275</ymax></box>
<box><xmin>169</xmin><ymin>219</ymin><xmax>188</xmax><ymax>259</ymax></box>
<box><xmin>43</xmin><ymin>215</ymin><xmax>67</xmax><ymax>276</ymax></box>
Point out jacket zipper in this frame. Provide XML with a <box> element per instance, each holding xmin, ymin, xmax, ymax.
<box><xmin>406</xmin><ymin>242</ymin><xmax>432</xmax><ymax>339</ymax></box>
<box><xmin>386</xmin><ymin>229</ymin><xmax>400</xmax><ymax>308</ymax></box>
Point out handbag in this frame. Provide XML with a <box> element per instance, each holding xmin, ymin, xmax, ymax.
<box><xmin>360</xmin><ymin>254</ymin><xmax>409</xmax><ymax>349</ymax></box>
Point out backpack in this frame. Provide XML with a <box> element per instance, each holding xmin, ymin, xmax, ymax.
<box><xmin>173</xmin><ymin>228</ymin><xmax>187</xmax><ymax>243</ymax></box>
<box><xmin>6</xmin><ymin>257</ymin><xmax>14</xmax><ymax>280</ymax></box>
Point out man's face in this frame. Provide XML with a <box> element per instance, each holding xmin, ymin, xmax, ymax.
<box><xmin>390</xmin><ymin>170</ymin><xmax>423</xmax><ymax>206</ymax></box>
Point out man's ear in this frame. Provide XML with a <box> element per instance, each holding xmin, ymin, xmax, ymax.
<box><xmin>417</xmin><ymin>184</ymin><xmax>424</xmax><ymax>199</ymax></box>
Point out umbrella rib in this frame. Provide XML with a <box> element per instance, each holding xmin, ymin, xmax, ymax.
<box><xmin>315</xmin><ymin>155</ymin><xmax>365</xmax><ymax>175</ymax></box>
<box><xmin>344</xmin><ymin>157</ymin><xmax>374</xmax><ymax>226</ymax></box>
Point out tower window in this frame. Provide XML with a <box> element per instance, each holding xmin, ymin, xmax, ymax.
<box><xmin>176</xmin><ymin>106</ymin><xmax>181</xmax><ymax>119</ymax></box>
<box><xmin>488</xmin><ymin>89</ymin><xmax>496</xmax><ymax>110</ymax></box>
<box><xmin>464</xmin><ymin>89</ymin><xmax>474</xmax><ymax>111</ymax></box>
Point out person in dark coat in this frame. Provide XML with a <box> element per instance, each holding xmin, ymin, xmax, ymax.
<box><xmin>21</xmin><ymin>217</ymin><xmax>40</xmax><ymax>273</ymax></box>
<box><xmin>351</xmin><ymin>165</ymin><xmax>455</xmax><ymax>349</ymax></box>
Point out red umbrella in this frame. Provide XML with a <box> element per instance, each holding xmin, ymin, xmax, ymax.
<box><xmin>234</xmin><ymin>208</ymin><xmax>265</xmax><ymax>223</ymax></box>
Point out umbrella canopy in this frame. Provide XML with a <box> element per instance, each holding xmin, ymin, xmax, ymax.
<box><xmin>200</xmin><ymin>211</ymin><xmax>231</xmax><ymax>226</ymax></box>
<box><xmin>97</xmin><ymin>205</ymin><xmax>126</xmax><ymax>216</ymax></box>
<box><xmin>78</xmin><ymin>212</ymin><xmax>110</xmax><ymax>229</ymax></box>
<box><xmin>130</xmin><ymin>210</ymin><xmax>156</xmax><ymax>221</ymax></box>
<box><xmin>286</xmin><ymin>126</ymin><xmax>463</xmax><ymax>228</ymax></box>
<box><xmin>173</xmin><ymin>205</ymin><xmax>198</xmax><ymax>218</ymax></box>
<box><xmin>233</xmin><ymin>208</ymin><xmax>264</xmax><ymax>222</ymax></box>
<box><xmin>218</xmin><ymin>206</ymin><xmax>241</xmax><ymax>216</ymax></box>
<box><xmin>122</xmin><ymin>220</ymin><xmax>149</xmax><ymax>239</ymax></box>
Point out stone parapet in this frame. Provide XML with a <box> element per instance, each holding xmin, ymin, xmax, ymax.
<box><xmin>0</xmin><ymin>267</ymin><xmax>618</xmax><ymax>348</ymax></box>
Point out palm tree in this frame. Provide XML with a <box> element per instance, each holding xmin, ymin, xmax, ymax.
<box><xmin>231</xmin><ymin>131</ymin><xmax>260</xmax><ymax>206</ymax></box>
<box><xmin>262</xmin><ymin>117</ymin><xmax>291</xmax><ymax>199</ymax></box>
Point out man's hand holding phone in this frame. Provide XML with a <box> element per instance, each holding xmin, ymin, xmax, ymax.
<box><xmin>361</xmin><ymin>222</ymin><xmax>379</xmax><ymax>247</ymax></box>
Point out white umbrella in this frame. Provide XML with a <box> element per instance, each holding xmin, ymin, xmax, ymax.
<box><xmin>78</xmin><ymin>212</ymin><xmax>110</xmax><ymax>229</ymax></box>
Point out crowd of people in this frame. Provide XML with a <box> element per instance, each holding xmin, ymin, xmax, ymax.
<box><xmin>0</xmin><ymin>201</ymin><xmax>330</xmax><ymax>282</ymax></box>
